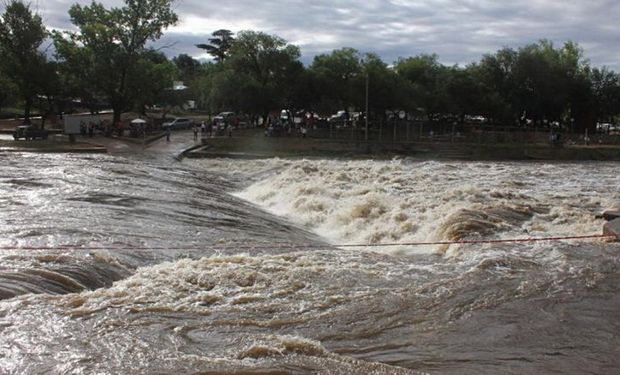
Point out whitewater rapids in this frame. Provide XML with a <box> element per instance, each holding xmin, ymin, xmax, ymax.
<box><xmin>1</xmin><ymin>153</ymin><xmax>619</xmax><ymax>374</ymax></box>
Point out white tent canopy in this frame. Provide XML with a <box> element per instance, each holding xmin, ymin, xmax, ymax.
<box><xmin>131</xmin><ymin>118</ymin><xmax>147</xmax><ymax>124</ymax></box>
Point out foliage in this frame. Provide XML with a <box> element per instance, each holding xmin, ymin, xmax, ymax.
<box><xmin>0</xmin><ymin>0</ymin><xmax>49</xmax><ymax>120</ymax></box>
<box><xmin>128</xmin><ymin>49</ymin><xmax>183</xmax><ymax>116</ymax></box>
<box><xmin>53</xmin><ymin>0</ymin><xmax>178</xmax><ymax>122</ymax></box>
<box><xmin>395</xmin><ymin>54</ymin><xmax>444</xmax><ymax>113</ymax></box>
<box><xmin>0</xmin><ymin>68</ymin><xmax>18</xmax><ymax>112</ymax></box>
<box><xmin>590</xmin><ymin>67</ymin><xmax>620</xmax><ymax>123</ymax></box>
<box><xmin>360</xmin><ymin>53</ymin><xmax>408</xmax><ymax>117</ymax></box>
<box><xmin>194</xmin><ymin>37</ymin><xmax>619</xmax><ymax>132</ymax></box>
<box><xmin>309</xmin><ymin>48</ymin><xmax>362</xmax><ymax>113</ymax></box>
<box><xmin>196</xmin><ymin>29</ymin><xmax>234</xmax><ymax>63</ymax></box>
<box><xmin>173</xmin><ymin>53</ymin><xmax>201</xmax><ymax>83</ymax></box>
<box><xmin>215</xmin><ymin>30</ymin><xmax>303</xmax><ymax>116</ymax></box>
<box><xmin>1</xmin><ymin>0</ymin><xmax>618</xmax><ymax>134</ymax></box>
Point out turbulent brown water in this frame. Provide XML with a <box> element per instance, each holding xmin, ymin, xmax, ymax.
<box><xmin>1</xmin><ymin>151</ymin><xmax>619</xmax><ymax>374</ymax></box>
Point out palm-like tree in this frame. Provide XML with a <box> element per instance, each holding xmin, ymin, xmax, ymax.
<box><xmin>196</xmin><ymin>29</ymin><xmax>234</xmax><ymax>63</ymax></box>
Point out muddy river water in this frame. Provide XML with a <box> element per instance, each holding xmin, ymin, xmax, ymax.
<box><xmin>0</xmin><ymin>149</ymin><xmax>619</xmax><ymax>373</ymax></box>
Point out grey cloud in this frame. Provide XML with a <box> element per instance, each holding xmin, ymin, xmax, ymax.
<box><xmin>16</xmin><ymin>0</ymin><xmax>620</xmax><ymax>70</ymax></box>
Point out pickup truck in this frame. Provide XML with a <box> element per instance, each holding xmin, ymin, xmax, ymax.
<box><xmin>13</xmin><ymin>125</ymin><xmax>49</xmax><ymax>140</ymax></box>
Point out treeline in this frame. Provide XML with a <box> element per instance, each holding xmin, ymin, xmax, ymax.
<box><xmin>0</xmin><ymin>0</ymin><xmax>178</xmax><ymax>124</ymax></box>
<box><xmin>1</xmin><ymin>0</ymin><xmax>619</xmax><ymax>133</ymax></box>
<box><xmin>191</xmin><ymin>34</ymin><xmax>619</xmax><ymax>133</ymax></box>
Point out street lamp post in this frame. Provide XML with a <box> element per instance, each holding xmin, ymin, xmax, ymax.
<box><xmin>365</xmin><ymin>71</ymin><xmax>369</xmax><ymax>142</ymax></box>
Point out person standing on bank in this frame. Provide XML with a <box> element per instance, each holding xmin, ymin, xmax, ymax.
<box><xmin>166</xmin><ymin>127</ymin><xmax>171</xmax><ymax>142</ymax></box>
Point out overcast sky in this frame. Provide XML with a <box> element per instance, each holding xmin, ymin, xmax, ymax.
<box><xmin>35</xmin><ymin>0</ymin><xmax>620</xmax><ymax>70</ymax></box>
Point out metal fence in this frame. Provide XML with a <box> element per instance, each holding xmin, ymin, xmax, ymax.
<box><xmin>308</xmin><ymin>120</ymin><xmax>620</xmax><ymax>146</ymax></box>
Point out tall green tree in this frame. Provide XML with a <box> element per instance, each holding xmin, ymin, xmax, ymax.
<box><xmin>0</xmin><ymin>68</ymin><xmax>18</xmax><ymax>113</ymax></box>
<box><xmin>53</xmin><ymin>0</ymin><xmax>178</xmax><ymax>123</ymax></box>
<box><xmin>590</xmin><ymin>67</ymin><xmax>620</xmax><ymax>124</ymax></box>
<box><xmin>475</xmin><ymin>48</ymin><xmax>518</xmax><ymax>124</ymax></box>
<box><xmin>223</xmin><ymin>30</ymin><xmax>302</xmax><ymax>118</ymax></box>
<box><xmin>512</xmin><ymin>41</ymin><xmax>567</xmax><ymax>125</ymax></box>
<box><xmin>196</xmin><ymin>29</ymin><xmax>234</xmax><ymax>63</ymax></box>
<box><xmin>0</xmin><ymin>0</ymin><xmax>48</xmax><ymax>121</ymax></box>
<box><xmin>33</xmin><ymin>59</ymin><xmax>63</xmax><ymax>127</ymax></box>
<box><xmin>443</xmin><ymin>65</ymin><xmax>485</xmax><ymax>122</ymax></box>
<box><xmin>558</xmin><ymin>41</ymin><xmax>594</xmax><ymax>133</ymax></box>
<box><xmin>127</xmin><ymin>49</ymin><xmax>181</xmax><ymax>116</ymax></box>
<box><xmin>173</xmin><ymin>53</ymin><xmax>201</xmax><ymax>83</ymax></box>
<box><xmin>394</xmin><ymin>54</ymin><xmax>446</xmax><ymax>116</ymax></box>
<box><xmin>506</xmin><ymin>40</ymin><xmax>594</xmax><ymax>131</ymax></box>
<box><xmin>358</xmin><ymin>53</ymin><xmax>406</xmax><ymax>119</ymax></box>
<box><xmin>191</xmin><ymin>62</ymin><xmax>219</xmax><ymax>111</ymax></box>
<box><xmin>309</xmin><ymin>48</ymin><xmax>363</xmax><ymax>114</ymax></box>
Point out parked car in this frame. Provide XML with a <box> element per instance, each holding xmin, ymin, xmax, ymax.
<box><xmin>279</xmin><ymin>109</ymin><xmax>292</xmax><ymax>123</ymax></box>
<box><xmin>13</xmin><ymin>124</ymin><xmax>49</xmax><ymax>140</ymax></box>
<box><xmin>213</xmin><ymin>112</ymin><xmax>237</xmax><ymax>128</ymax></box>
<box><xmin>328</xmin><ymin>110</ymin><xmax>349</xmax><ymax>123</ymax></box>
<box><xmin>162</xmin><ymin>117</ymin><xmax>193</xmax><ymax>130</ymax></box>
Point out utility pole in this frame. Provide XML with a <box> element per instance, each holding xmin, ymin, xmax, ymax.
<box><xmin>365</xmin><ymin>72</ymin><xmax>369</xmax><ymax>142</ymax></box>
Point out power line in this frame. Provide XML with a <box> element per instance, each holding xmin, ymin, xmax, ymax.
<box><xmin>0</xmin><ymin>233</ymin><xmax>616</xmax><ymax>252</ymax></box>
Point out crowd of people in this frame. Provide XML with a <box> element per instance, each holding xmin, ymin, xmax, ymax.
<box><xmin>72</xmin><ymin>111</ymin><xmax>318</xmax><ymax>143</ymax></box>
<box><xmin>264</xmin><ymin>111</ymin><xmax>312</xmax><ymax>138</ymax></box>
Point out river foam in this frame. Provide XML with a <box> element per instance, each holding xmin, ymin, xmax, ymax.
<box><xmin>1</xmin><ymin>155</ymin><xmax>619</xmax><ymax>374</ymax></box>
<box><xmin>199</xmin><ymin>158</ymin><xmax>618</xmax><ymax>256</ymax></box>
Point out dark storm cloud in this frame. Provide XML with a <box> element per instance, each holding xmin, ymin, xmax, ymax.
<box><xmin>26</xmin><ymin>0</ymin><xmax>620</xmax><ymax>69</ymax></box>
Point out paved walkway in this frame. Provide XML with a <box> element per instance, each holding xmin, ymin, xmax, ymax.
<box><xmin>145</xmin><ymin>130</ymin><xmax>201</xmax><ymax>154</ymax></box>
<box><xmin>76</xmin><ymin>130</ymin><xmax>201</xmax><ymax>155</ymax></box>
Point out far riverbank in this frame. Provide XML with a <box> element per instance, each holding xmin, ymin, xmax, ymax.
<box><xmin>188</xmin><ymin>128</ymin><xmax>620</xmax><ymax>161</ymax></box>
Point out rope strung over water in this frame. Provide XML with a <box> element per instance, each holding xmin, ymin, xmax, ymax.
<box><xmin>0</xmin><ymin>233</ymin><xmax>617</xmax><ymax>251</ymax></box>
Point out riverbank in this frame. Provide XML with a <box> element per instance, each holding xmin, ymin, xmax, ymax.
<box><xmin>188</xmin><ymin>128</ymin><xmax>620</xmax><ymax>161</ymax></box>
<box><xmin>0</xmin><ymin>138</ymin><xmax>107</xmax><ymax>153</ymax></box>
<box><xmin>0</xmin><ymin>130</ymin><xmax>171</xmax><ymax>154</ymax></box>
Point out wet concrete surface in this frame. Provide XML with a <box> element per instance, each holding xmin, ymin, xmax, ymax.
<box><xmin>83</xmin><ymin>130</ymin><xmax>201</xmax><ymax>155</ymax></box>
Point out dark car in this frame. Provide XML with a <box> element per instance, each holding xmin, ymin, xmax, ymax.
<box><xmin>13</xmin><ymin>125</ymin><xmax>49</xmax><ymax>140</ymax></box>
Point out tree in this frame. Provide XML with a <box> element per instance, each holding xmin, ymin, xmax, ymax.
<box><xmin>127</xmin><ymin>49</ymin><xmax>181</xmax><ymax>117</ymax></box>
<box><xmin>468</xmin><ymin>61</ymin><xmax>512</xmax><ymax>124</ymax></box>
<box><xmin>309</xmin><ymin>48</ymin><xmax>363</xmax><ymax>114</ymax></box>
<box><xmin>442</xmin><ymin>65</ymin><xmax>485</xmax><ymax>122</ymax></box>
<box><xmin>394</xmin><ymin>54</ymin><xmax>445</xmax><ymax>116</ymax></box>
<box><xmin>216</xmin><ymin>30</ymin><xmax>302</xmax><ymax>118</ymax></box>
<box><xmin>0</xmin><ymin>68</ymin><xmax>18</xmax><ymax>114</ymax></box>
<box><xmin>590</xmin><ymin>67</ymin><xmax>620</xmax><ymax>124</ymax></box>
<box><xmin>33</xmin><ymin>59</ymin><xmax>63</xmax><ymax>127</ymax></box>
<box><xmin>173</xmin><ymin>53</ymin><xmax>201</xmax><ymax>83</ymax></box>
<box><xmin>0</xmin><ymin>0</ymin><xmax>48</xmax><ymax>121</ymax></box>
<box><xmin>196</xmin><ymin>29</ymin><xmax>234</xmax><ymax>63</ymax></box>
<box><xmin>53</xmin><ymin>0</ymin><xmax>178</xmax><ymax>124</ymax></box>
<box><xmin>475</xmin><ymin>49</ymin><xmax>518</xmax><ymax>124</ymax></box>
<box><xmin>558</xmin><ymin>41</ymin><xmax>594</xmax><ymax>133</ymax></box>
<box><xmin>358</xmin><ymin>53</ymin><xmax>406</xmax><ymax>119</ymax></box>
<box><xmin>191</xmin><ymin>62</ymin><xmax>218</xmax><ymax>111</ymax></box>
<box><xmin>503</xmin><ymin>40</ymin><xmax>594</xmax><ymax>131</ymax></box>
